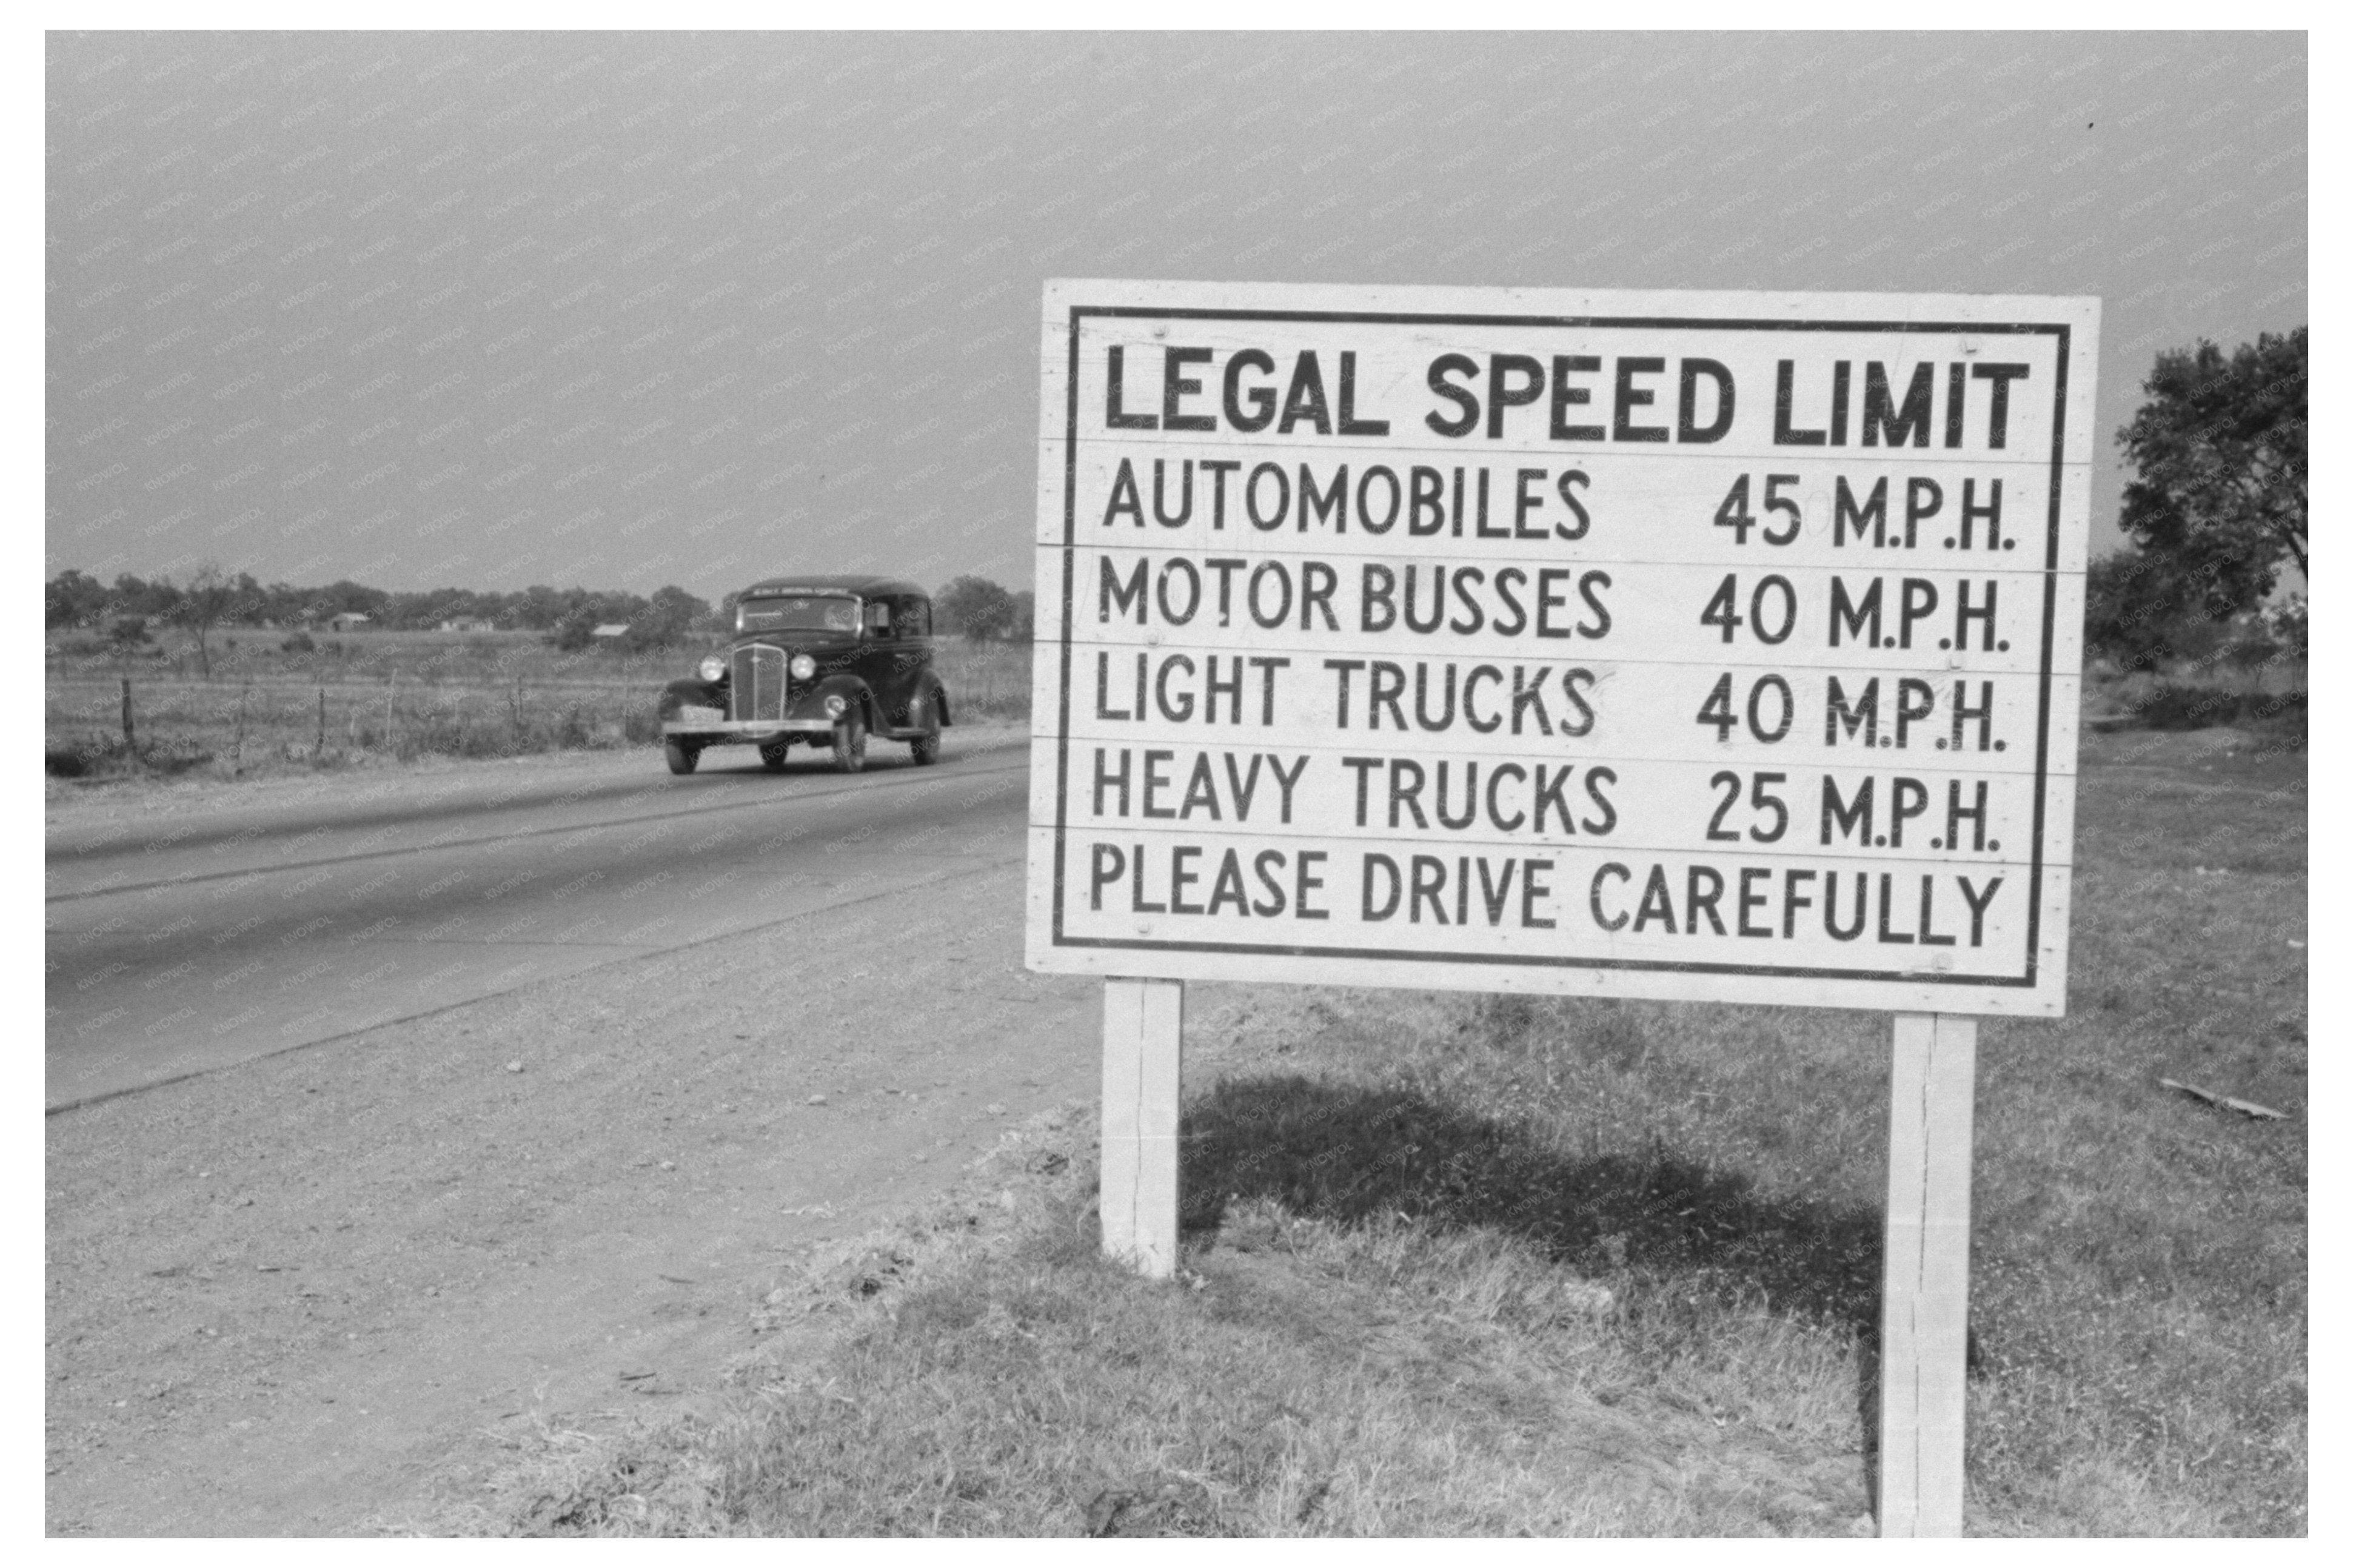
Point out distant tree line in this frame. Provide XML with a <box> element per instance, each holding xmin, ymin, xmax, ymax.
<box><xmin>44</xmin><ymin>568</ymin><xmax>722</xmax><ymax>663</ymax></box>
<box><xmin>2089</xmin><ymin>326</ymin><xmax>2306</xmax><ymax>672</ymax></box>
<box><xmin>46</xmin><ymin>566</ymin><xmax>1046</xmax><ymax>665</ymax></box>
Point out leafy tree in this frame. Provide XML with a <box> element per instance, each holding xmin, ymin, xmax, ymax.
<box><xmin>383</xmin><ymin>588</ymin><xmax>478</xmax><ymax>629</ymax></box>
<box><xmin>592</xmin><ymin>589</ymin><xmax>651</xmax><ymax>628</ymax></box>
<box><xmin>2117</xmin><ymin>328</ymin><xmax>2306</xmax><ymax>615</ymax></box>
<box><xmin>315</xmin><ymin>579</ymin><xmax>390</xmax><ymax>619</ymax></box>
<box><xmin>510</xmin><ymin>585</ymin><xmax>574</xmax><ymax>630</ymax></box>
<box><xmin>170</xmin><ymin>562</ymin><xmax>241</xmax><ymax>678</ymax></box>
<box><xmin>113</xmin><ymin>572</ymin><xmax>180</xmax><ymax>620</ymax></box>
<box><xmin>549</xmin><ymin>608</ymin><xmax>600</xmax><ymax>652</ymax></box>
<box><xmin>2267</xmin><ymin>593</ymin><xmax>2308</xmax><ymax>662</ymax></box>
<box><xmin>628</xmin><ymin>585</ymin><xmax>710</xmax><ymax>651</ymax></box>
<box><xmin>538</xmin><ymin>592</ymin><xmax>644</xmax><ymax>652</ymax></box>
<box><xmin>258</xmin><ymin>581</ymin><xmax>312</xmax><ymax>627</ymax></box>
<box><xmin>227</xmin><ymin>572</ymin><xmax>267</xmax><ymax>625</ymax></box>
<box><xmin>45</xmin><ymin>569</ymin><xmax>111</xmax><ymax>629</ymax></box>
<box><xmin>936</xmin><ymin>575</ymin><xmax>1019</xmax><ymax>642</ymax></box>
<box><xmin>2084</xmin><ymin>549</ymin><xmax>2212</xmax><ymax>670</ymax></box>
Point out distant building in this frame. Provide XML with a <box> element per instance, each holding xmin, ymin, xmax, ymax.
<box><xmin>438</xmin><ymin>617</ymin><xmax>495</xmax><ymax>633</ymax></box>
<box><xmin>327</xmin><ymin>612</ymin><xmax>372</xmax><ymax>633</ymax></box>
<box><xmin>590</xmin><ymin>623</ymin><xmax>632</xmax><ymax>640</ymax></box>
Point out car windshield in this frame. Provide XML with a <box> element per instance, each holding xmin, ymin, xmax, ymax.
<box><xmin>738</xmin><ymin>594</ymin><xmax>858</xmax><ymax>633</ymax></box>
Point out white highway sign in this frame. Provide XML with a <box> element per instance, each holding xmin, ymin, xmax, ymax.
<box><xmin>1027</xmin><ymin>280</ymin><xmax>2097</xmax><ymax>1016</ymax></box>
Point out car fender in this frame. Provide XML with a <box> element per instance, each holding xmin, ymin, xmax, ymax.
<box><xmin>657</xmin><ymin>677</ymin><xmax>725</xmax><ymax>720</ymax></box>
<box><xmin>800</xmin><ymin>672</ymin><xmax>878</xmax><ymax>729</ymax></box>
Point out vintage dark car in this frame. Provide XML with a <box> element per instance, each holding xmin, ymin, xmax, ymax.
<box><xmin>656</xmin><ymin>575</ymin><xmax>950</xmax><ymax>775</ymax></box>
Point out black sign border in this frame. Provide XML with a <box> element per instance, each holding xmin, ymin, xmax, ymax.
<box><xmin>1048</xmin><ymin>306</ymin><xmax>2070</xmax><ymax>990</ymax></box>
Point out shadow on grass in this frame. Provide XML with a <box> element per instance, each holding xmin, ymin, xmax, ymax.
<box><xmin>1179</xmin><ymin>1073</ymin><xmax>1883</xmax><ymax>1336</ymax></box>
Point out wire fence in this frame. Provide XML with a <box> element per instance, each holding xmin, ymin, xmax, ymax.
<box><xmin>46</xmin><ymin>639</ymin><xmax>1035</xmax><ymax>780</ymax></box>
<box><xmin>47</xmin><ymin>671</ymin><xmax>664</xmax><ymax>777</ymax></box>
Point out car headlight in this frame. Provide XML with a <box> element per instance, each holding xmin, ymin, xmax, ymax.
<box><xmin>697</xmin><ymin>655</ymin><xmax>726</xmax><ymax>682</ymax></box>
<box><xmin>789</xmin><ymin>654</ymin><xmax>817</xmax><ymax>680</ymax></box>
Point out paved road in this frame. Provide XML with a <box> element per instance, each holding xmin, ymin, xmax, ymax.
<box><xmin>46</xmin><ymin>731</ymin><xmax>1031</xmax><ymax>1110</ymax></box>
<box><xmin>46</xmin><ymin>726</ymin><xmax>1120</xmax><ymax>1533</ymax></box>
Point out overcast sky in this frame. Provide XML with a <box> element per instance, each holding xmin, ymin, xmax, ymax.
<box><xmin>46</xmin><ymin>30</ymin><xmax>2306</xmax><ymax>602</ymax></box>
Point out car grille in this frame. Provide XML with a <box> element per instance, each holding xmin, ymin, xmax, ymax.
<box><xmin>729</xmin><ymin>645</ymin><xmax>785</xmax><ymax>722</ymax></box>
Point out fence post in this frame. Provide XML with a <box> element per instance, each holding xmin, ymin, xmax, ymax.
<box><xmin>119</xmin><ymin>676</ymin><xmax>135</xmax><ymax>752</ymax></box>
<box><xmin>232</xmin><ymin>678</ymin><xmax>250</xmax><ymax>776</ymax></box>
<box><xmin>316</xmin><ymin>687</ymin><xmax>326</xmax><ymax>757</ymax></box>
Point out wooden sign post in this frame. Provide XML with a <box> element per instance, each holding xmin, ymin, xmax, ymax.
<box><xmin>1099</xmin><ymin>976</ymin><xmax>1183</xmax><ymax>1279</ymax></box>
<box><xmin>1878</xmin><ymin>1013</ymin><xmax>1978</xmax><ymax>1536</ymax></box>
<box><xmin>1028</xmin><ymin>281</ymin><xmax>2093</xmax><ymax>1536</ymax></box>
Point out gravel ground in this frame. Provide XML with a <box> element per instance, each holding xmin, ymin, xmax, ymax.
<box><xmin>45</xmin><ymin>738</ymin><xmax>1102</xmax><ymax>1535</ymax></box>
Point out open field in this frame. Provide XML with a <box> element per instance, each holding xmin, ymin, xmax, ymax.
<box><xmin>436</xmin><ymin>725</ymin><xmax>2304</xmax><ymax>1536</ymax></box>
<box><xmin>44</xmin><ymin>630</ymin><xmax>1035</xmax><ymax>781</ymax></box>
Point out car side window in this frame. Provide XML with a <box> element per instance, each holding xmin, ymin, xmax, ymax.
<box><xmin>902</xmin><ymin>598</ymin><xmax>930</xmax><ymax>637</ymax></box>
<box><xmin>863</xmin><ymin>601</ymin><xmax>892</xmax><ymax>637</ymax></box>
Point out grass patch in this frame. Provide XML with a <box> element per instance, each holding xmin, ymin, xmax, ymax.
<box><xmin>435</xmin><ymin>728</ymin><xmax>2301</xmax><ymax>1538</ymax></box>
<box><xmin>2090</xmin><ymin>662</ymin><xmax>2307</xmax><ymax>747</ymax></box>
<box><xmin>44</xmin><ymin>734</ymin><xmax>216</xmax><ymax>779</ymax></box>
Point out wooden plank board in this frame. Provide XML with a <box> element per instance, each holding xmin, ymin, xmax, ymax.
<box><xmin>1025</xmin><ymin>820</ymin><xmax>2073</xmax><ymax>1017</ymax></box>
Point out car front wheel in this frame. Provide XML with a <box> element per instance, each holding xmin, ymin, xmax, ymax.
<box><xmin>664</xmin><ymin>741</ymin><xmax>700</xmax><ymax>776</ymax></box>
<box><xmin>831</xmin><ymin>711</ymin><xmax>867</xmax><ymax>774</ymax></box>
<box><xmin>760</xmin><ymin>740</ymin><xmax>791</xmax><ymax>771</ymax></box>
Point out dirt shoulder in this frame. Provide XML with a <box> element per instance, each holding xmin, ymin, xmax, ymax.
<box><xmin>44</xmin><ymin>722</ymin><xmax>1034</xmax><ymax>840</ymax></box>
<box><xmin>45</xmin><ymin>816</ymin><xmax>1094</xmax><ymax>1535</ymax></box>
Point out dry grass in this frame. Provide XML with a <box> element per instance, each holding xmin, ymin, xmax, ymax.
<box><xmin>420</xmin><ymin>726</ymin><xmax>2301</xmax><ymax>1538</ymax></box>
<box><xmin>437</xmin><ymin>1119</ymin><xmax>1875</xmax><ymax>1538</ymax></box>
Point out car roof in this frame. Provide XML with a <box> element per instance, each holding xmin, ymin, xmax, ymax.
<box><xmin>738</xmin><ymin>574</ymin><xmax>927</xmax><ymax>600</ymax></box>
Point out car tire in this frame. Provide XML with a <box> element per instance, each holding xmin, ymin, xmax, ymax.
<box><xmin>664</xmin><ymin>741</ymin><xmax>700</xmax><ymax>776</ymax></box>
<box><xmin>908</xmin><ymin>683</ymin><xmax>943</xmax><ymax>766</ymax></box>
<box><xmin>760</xmin><ymin>740</ymin><xmax>791</xmax><ymax>771</ymax></box>
<box><xmin>831</xmin><ymin>711</ymin><xmax>867</xmax><ymax>774</ymax></box>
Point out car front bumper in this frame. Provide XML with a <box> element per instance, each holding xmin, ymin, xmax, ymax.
<box><xmin>662</xmin><ymin>717</ymin><xmax>838</xmax><ymax>742</ymax></box>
